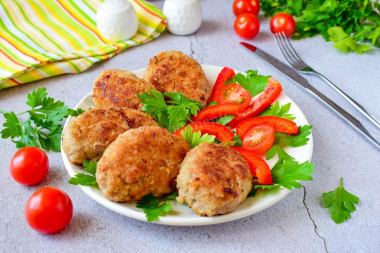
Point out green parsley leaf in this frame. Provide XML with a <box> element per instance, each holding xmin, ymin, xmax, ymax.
<box><xmin>266</xmin><ymin>125</ymin><xmax>312</xmax><ymax>160</ymax></box>
<box><xmin>226</xmin><ymin>70</ymin><xmax>269</xmax><ymax>97</ymax></box>
<box><xmin>215</xmin><ymin>115</ymin><xmax>234</xmax><ymax>125</ymax></box>
<box><xmin>207</xmin><ymin>101</ymin><xmax>217</xmax><ymax>107</ymax></box>
<box><xmin>136</xmin><ymin>190</ymin><xmax>178</xmax><ymax>222</ymax></box>
<box><xmin>26</xmin><ymin>88</ymin><xmax>47</xmax><ymax>108</ymax></box>
<box><xmin>68</xmin><ymin>160</ymin><xmax>98</xmax><ymax>186</ymax></box>
<box><xmin>232</xmin><ymin>134</ymin><xmax>243</xmax><ymax>147</ymax></box>
<box><xmin>136</xmin><ymin>89</ymin><xmax>167</xmax><ymax>117</ymax></box>
<box><xmin>165</xmin><ymin>92</ymin><xmax>200</xmax><ymax>116</ymax></box>
<box><xmin>68</xmin><ymin>108</ymin><xmax>85</xmax><ymax>117</ymax></box>
<box><xmin>83</xmin><ymin>160</ymin><xmax>98</xmax><ymax>175</ymax></box>
<box><xmin>180</xmin><ymin>125</ymin><xmax>216</xmax><ymax>148</ymax></box>
<box><xmin>137</xmin><ymin>90</ymin><xmax>201</xmax><ymax>132</ymax></box>
<box><xmin>275</xmin><ymin>125</ymin><xmax>312</xmax><ymax>147</ymax></box>
<box><xmin>328</xmin><ymin>27</ymin><xmax>372</xmax><ymax>54</ymax></box>
<box><xmin>37</xmin><ymin>124</ymin><xmax>63</xmax><ymax>151</ymax></box>
<box><xmin>68</xmin><ymin>174</ymin><xmax>97</xmax><ymax>186</ymax></box>
<box><xmin>322</xmin><ymin>178</ymin><xmax>360</xmax><ymax>224</ymax></box>
<box><xmin>1</xmin><ymin>112</ymin><xmax>22</xmax><ymax>139</ymax></box>
<box><xmin>260</xmin><ymin>102</ymin><xmax>296</xmax><ymax>120</ymax></box>
<box><xmin>256</xmin><ymin>158</ymin><xmax>314</xmax><ymax>190</ymax></box>
<box><xmin>266</xmin><ymin>144</ymin><xmax>294</xmax><ymax>160</ymax></box>
<box><xmin>0</xmin><ymin>88</ymin><xmax>79</xmax><ymax>151</ymax></box>
<box><xmin>271</xmin><ymin>158</ymin><xmax>314</xmax><ymax>189</ymax></box>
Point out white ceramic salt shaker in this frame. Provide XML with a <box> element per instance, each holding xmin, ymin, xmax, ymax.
<box><xmin>163</xmin><ymin>0</ymin><xmax>202</xmax><ymax>35</ymax></box>
<box><xmin>97</xmin><ymin>0</ymin><xmax>138</xmax><ymax>42</ymax></box>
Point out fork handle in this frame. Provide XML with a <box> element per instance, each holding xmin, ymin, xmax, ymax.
<box><xmin>310</xmin><ymin>71</ymin><xmax>380</xmax><ymax>129</ymax></box>
<box><xmin>306</xmin><ymin>86</ymin><xmax>380</xmax><ymax>150</ymax></box>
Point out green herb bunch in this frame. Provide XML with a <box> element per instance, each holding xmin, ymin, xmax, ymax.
<box><xmin>261</xmin><ymin>0</ymin><xmax>380</xmax><ymax>53</ymax></box>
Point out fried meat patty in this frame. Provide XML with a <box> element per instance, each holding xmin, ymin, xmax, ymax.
<box><xmin>176</xmin><ymin>143</ymin><xmax>252</xmax><ymax>216</ymax></box>
<box><xmin>62</xmin><ymin>108</ymin><xmax>157</xmax><ymax>165</ymax></box>
<box><xmin>143</xmin><ymin>51</ymin><xmax>210</xmax><ymax>106</ymax></box>
<box><xmin>93</xmin><ymin>69</ymin><xmax>156</xmax><ymax>110</ymax></box>
<box><xmin>96</xmin><ymin>126</ymin><xmax>190</xmax><ymax>202</ymax></box>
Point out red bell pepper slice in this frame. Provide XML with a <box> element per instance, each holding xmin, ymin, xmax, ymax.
<box><xmin>236</xmin><ymin>116</ymin><xmax>299</xmax><ymax>137</ymax></box>
<box><xmin>231</xmin><ymin>146</ymin><xmax>273</xmax><ymax>185</ymax></box>
<box><xmin>174</xmin><ymin>122</ymin><xmax>234</xmax><ymax>142</ymax></box>
<box><xmin>208</xmin><ymin>67</ymin><xmax>236</xmax><ymax>104</ymax></box>
<box><xmin>191</xmin><ymin>104</ymin><xmax>243</xmax><ymax>122</ymax></box>
<box><xmin>228</xmin><ymin>78</ymin><xmax>283</xmax><ymax>128</ymax></box>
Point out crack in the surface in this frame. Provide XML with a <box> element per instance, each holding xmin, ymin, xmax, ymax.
<box><xmin>302</xmin><ymin>185</ymin><xmax>329</xmax><ymax>253</ymax></box>
<box><xmin>194</xmin><ymin>32</ymin><xmax>204</xmax><ymax>64</ymax></box>
<box><xmin>189</xmin><ymin>35</ymin><xmax>195</xmax><ymax>59</ymax></box>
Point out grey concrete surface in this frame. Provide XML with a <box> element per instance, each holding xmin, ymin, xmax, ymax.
<box><xmin>1</xmin><ymin>1</ymin><xmax>379</xmax><ymax>252</ymax></box>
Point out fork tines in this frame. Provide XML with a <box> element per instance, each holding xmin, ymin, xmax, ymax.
<box><xmin>274</xmin><ymin>32</ymin><xmax>306</xmax><ymax>69</ymax></box>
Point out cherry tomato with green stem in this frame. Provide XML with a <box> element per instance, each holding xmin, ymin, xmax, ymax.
<box><xmin>234</xmin><ymin>13</ymin><xmax>260</xmax><ymax>40</ymax></box>
<box><xmin>9</xmin><ymin>147</ymin><xmax>49</xmax><ymax>185</ymax></box>
<box><xmin>233</xmin><ymin>0</ymin><xmax>260</xmax><ymax>17</ymax></box>
<box><xmin>270</xmin><ymin>13</ymin><xmax>296</xmax><ymax>36</ymax></box>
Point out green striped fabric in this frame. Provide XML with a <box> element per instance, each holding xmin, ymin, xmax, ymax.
<box><xmin>0</xmin><ymin>0</ymin><xmax>166</xmax><ymax>89</ymax></box>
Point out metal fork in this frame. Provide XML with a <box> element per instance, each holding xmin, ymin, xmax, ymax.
<box><xmin>274</xmin><ymin>32</ymin><xmax>380</xmax><ymax>129</ymax></box>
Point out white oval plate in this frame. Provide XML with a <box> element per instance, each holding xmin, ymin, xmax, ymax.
<box><xmin>61</xmin><ymin>65</ymin><xmax>313</xmax><ymax>226</ymax></box>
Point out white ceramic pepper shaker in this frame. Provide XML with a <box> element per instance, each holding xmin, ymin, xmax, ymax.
<box><xmin>163</xmin><ymin>0</ymin><xmax>202</xmax><ymax>35</ymax></box>
<box><xmin>97</xmin><ymin>0</ymin><xmax>139</xmax><ymax>42</ymax></box>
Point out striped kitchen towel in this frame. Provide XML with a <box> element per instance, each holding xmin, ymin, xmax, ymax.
<box><xmin>0</xmin><ymin>0</ymin><xmax>166</xmax><ymax>89</ymax></box>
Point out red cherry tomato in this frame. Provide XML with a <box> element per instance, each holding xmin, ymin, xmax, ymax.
<box><xmin>25</xmin><ymin>187</ymin><xmax>73</xmax><ymax>234</ymax></box>
<box><xmin>9</xmin><ymin>147</ymin><xmax>49</xmax><ymax>185</ymax></box>
<box><xmin>174</xmin><ymin>122</ymin><xmax>235</xmax><ymax>143</ymax></box>
<box><xmin>270</xmin><ymin>13</ymin><xmax>296</xmax><ymax>36</ymax></box>
<box><xmin>217</xmin><ymin>83</ymin><xmax>252</xmax><ymax>109</ymax></box>
<box><xmin>234</xmin><ymin>13</ymin><xmax>260</xmax><ymax>40</ymax></box>
<box><xmin>233</xmin><ymin>0</ymin><xmax>260</xmax><ymax>17</ymax></box>
<box><xmin>236</xmin><ymin>116</ymin><xmax>299</xmax><ymax>137</ymax></box>
<box><xmin>228</xmin><ymin>78</ymin><xmax>283</xmax><ymax>128</ymax></box>
<box><xmin>208</xmin><ymin>67</ymin><xmax>236</xmax><ymax>104</ymax></box>
<box><xmin>242</xmin><ymin>124</ymin><xmax>275</xmax><ymax>154</ymax></box>
<box><xmin>231</xmin><ymin>147</ymin><xmax>273</xmax><ymax>185</ymax></box>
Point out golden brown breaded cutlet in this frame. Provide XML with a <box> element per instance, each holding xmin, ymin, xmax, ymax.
<box><xmin>93</xmin><ymin>69</ymin><xmax>156</xmax><ymax>110</ymax></box>
<box><xmin>176</xmin><ymin>143</ymin><xmax>253</xmax><ymax>216</ymax></box>
<box><xmin>143</xmin><ymin>50</ymin><xmax>211</xmax><ymax>106</ymax></box>
<box><xmin>62</xmin><ymin>108</ymin><xmax>157</xmax><ymax>165</ymax></box>
<box><xmin>96</xmin><ymin>126</ymin><xmax>190</xmax><ymax>202</ymax></box>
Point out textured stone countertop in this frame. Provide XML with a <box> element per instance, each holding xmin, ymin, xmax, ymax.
<box><xmin>1</xmin><ymin>1</ymin><xmax>379</xmax><ymax>252</ymax></box>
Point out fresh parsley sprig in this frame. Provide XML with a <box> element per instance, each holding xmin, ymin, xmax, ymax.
<box><xmin>136</xmin><ymin>190</ymin><xmax>178</xmax><ymax>222</ymax></box>
<box><xmin>254</xmin><ymin>158</ymin><xmax>314</xmax><ymax>191</ymax></box>
<box><xmin>260</xmin><ymin>102</ymin><xmax>296</xmax><ymax>121</ymax></box>
<box><xmin>0</xmin><ymin>88</ymin><xmax>84</xmax><ymax>151</ymax></box>
<box><xmin>68</xmin><ymin>160</ymin><xmax>98</xmax><ymax>186</ymax></box>
<box><xmin>226</xmin><ymin>70</ymin><xmax>270</xmax><ymax>97</ymax></box>
<box><xmin>266</xmin><ymin>125</ymin><xmax>312</xmax><ymax>160</ymax></box>
<box><xmin>136</xmin><ymin>90</ymin><xmax>201</xmax><ymax>132</ymax></box>
<box><xmin>180</xmin><ymin>125</ymin><xmax>216</xmax><ymax>148</ymax></box>
<box><xmin>322</xmin><ymin>178</ymin><xmax>360</xmax><ymax>224</ymax></box>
